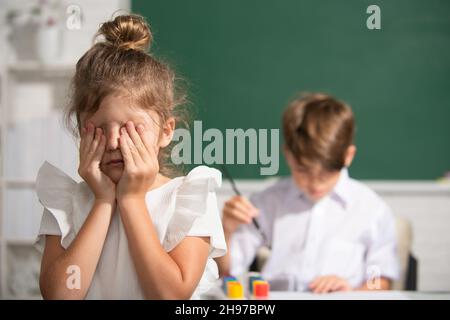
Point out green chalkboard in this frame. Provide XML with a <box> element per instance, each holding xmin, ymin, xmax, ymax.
<box><xmin>132</xmin><ymin>0</ymin><xmax>450</xmax><ymax>179</ymax></box>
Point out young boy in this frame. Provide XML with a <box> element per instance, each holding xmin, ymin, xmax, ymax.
<box><xmin>216</xmin><ymin>93</ymin><xmax>399</xmax><ymax>293</ymax></box>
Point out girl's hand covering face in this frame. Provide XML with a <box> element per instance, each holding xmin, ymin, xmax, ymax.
<box><xmin>116</xmin><ymin>121</ymin><xmax>159</xmax><ymax>201</ymax></box>
<box><xmin>78</xmin><ymin>122</ymin><xmax>116</xmax><ymax>203</ymax></box>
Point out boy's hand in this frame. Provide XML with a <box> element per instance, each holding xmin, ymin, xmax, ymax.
<box><xmin>309</xmin><ymin>275</ymin><xmax>352</xmax><ymax>294</ymax></box>
<box><xmin>222</xmin><ymin>196</ymin><xmax>259</xmax><ymax>235</ymax></box>
<box><xmin>117</xmin><ymin>121</ymin><xmax>159</xmax><ymax>202</ymax></box>
<box><xmin>78</xmin><ymin>122</ymin><xmax>116</xmax><ymax>204</ymax></box>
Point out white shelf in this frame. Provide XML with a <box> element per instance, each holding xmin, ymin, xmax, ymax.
<box><xmin>1</xmin><ymin>60</ymin><xmax>73</xmax><ymax>299</ymax></box>
<box><xmin>6</xmin><ymin>294</ymin><xmax>42</xmax><ymax>300</ymax></box>
<box><xmin>3</xmin><ymin>179</ymin><xmax>36</xmax><ymax>189</ymax></box>
<box><xmin>7</xmin><ymin>61</ymin><xmax>74</xmax><ymax>77</ymax></box>
<box><xmin>6</xmin><ymin>238</ymin><xmax>36</xmax><ymax>246</ymax></box>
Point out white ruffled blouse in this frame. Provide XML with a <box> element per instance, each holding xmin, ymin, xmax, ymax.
<box><xmin>34</xmin><ymin>161</ymin><xmax>227</xmax><ymax>299</ymax></box>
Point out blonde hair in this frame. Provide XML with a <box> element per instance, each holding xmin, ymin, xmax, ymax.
<box><xmin>282</xmin><ymin>93</ymin><xmax>355</xmax><ymax>171</ymax></box>
<box><xmin>65</xmin><ymin>14</ymin><xmax>187</xmax><ymax>176</ymax></box>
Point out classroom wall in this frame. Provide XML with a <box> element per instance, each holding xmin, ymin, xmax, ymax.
<box><xmin>132</xmin><ymin>0</ymin><xmax>450</xmax><ymax>180</ymax></box>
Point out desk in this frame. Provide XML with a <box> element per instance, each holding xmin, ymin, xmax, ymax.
<box><xmin>203</xmin><ymin>286</ymin><xmax>450</xmax><ymax>300</ymax></box>
<box><xmin>269</xmin><ymin>291</ymin><xmax>450</xmax><ymax>300</ymax></box>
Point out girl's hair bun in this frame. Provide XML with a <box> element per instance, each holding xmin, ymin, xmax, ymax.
<box><xmin>97</xmin><ymin>14</ymin><xmax>152</xmax><ymax>52</ymax></box>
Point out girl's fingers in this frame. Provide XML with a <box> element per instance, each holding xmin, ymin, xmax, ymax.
<box><xmin>122</xmin><ymin>127</ymin><xmax>144</xmax><ymax>165</ymax></box>
<box><xmin>83</xmin><ymin>122</ymin><xmax>95</xmax><ymax>154</ymax></box>
<box><xmin>79</xmin><ymin>127</ymin><xmax>89</xmax><ymax>161</ymax></box>
<box><xmin>79</xmin><ymin>127</ymin><xmax>87</xmax><ymax>152</ymax></box>
<box><xmin>126</xmin><ymin>121</ymin><xmax>150</xmax><ymax>162</ymax></box>
<box><xmin>92</xmin><ymin>131</ymin><xmax>106</xmax><ymax>164</ymax></box>
<box><xmin>79</xmin><ymin>127</ymin><xmax>86</xmax><ymax>162</ymax></box>
<box><xmin>136</xmin><ymin>123</ymin><xmax>157</xmax><ymax>155</ymax></box>
<box><xmin>137</xmin><ymin>124</ymin><xmax>160</xmax><ymax>168</ymax></box>
<box><xmin>88</xmin><ymin>128</ymin><xmax>102</xmax><ymax>158</ymax></box>
<box><xmin>120</xmin><ymin>128</ymin><xmax>135</xmax><ymax>167</ymax></box>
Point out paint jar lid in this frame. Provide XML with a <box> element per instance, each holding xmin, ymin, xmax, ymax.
<box><xmin>248</xmin><ymin>276</ymin><xmax>263</xmax><ymax>294</ymax></box>
<box><xmin>222</xmin><ymin>276</ymin><xmax>237</xmax><ymax>293</ymax></box>
<box><xmin>253</xmin><ymin>280</ymin><xmax>269</xmax><ymax>298</ymax></box>
<box><xmin>227</xmin><ymin>282</ymin><xmax>244</xmax><ymax>298</ymax></box>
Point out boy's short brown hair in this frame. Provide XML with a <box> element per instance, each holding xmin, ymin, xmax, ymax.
<box><xmin>282</xmin><ymin>93</ymin><xmax>355</xmax><ymax>172</ymax></box>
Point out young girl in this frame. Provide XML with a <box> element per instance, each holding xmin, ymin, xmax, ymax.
<box><xmin>34</xmin><ymin>14</ymin><xmax>226</xmax><ymax>299</ymax></box>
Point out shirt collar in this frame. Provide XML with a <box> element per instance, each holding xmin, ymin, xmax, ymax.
<box><xmin>288</xmin><ymin>176</ymin><xmax>306</xmax><ymax>200</ymax></box>
<box><xmin>288</xmin><ymin>167</ymin><xmax>352</xmax><ymax>209</ymax></box>
<box><xmin>330</xmin><ymin>167</ymin><xmax>352</xmax><ymax>209</ymax></box>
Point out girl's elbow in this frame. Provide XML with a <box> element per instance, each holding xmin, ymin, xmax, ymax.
<box><xmin>144</xmin><ymin>291</ymin><xmax>189</xmax><ymax>300</ymax></box>
<box><xmin>39</xmin><ymin>276</ymin><xmax>86</xmax><ymax>300</ymax></box>
<box><xmin>39</xmin><ymin>274</ymin><xmax>56</xmax><ymax>299</ymax></box>
<box><xmin>173</xmin><ymin>289</ymin><xmax>193</xmax><ymax>300</ymax></box>
<box><xmin>169</xmin><ymin>282</ymin><xmax>196</xmax><ymax>300</ymax></box>
<box><xmin>40</xmin><ymin>287</ymin><xmax>86</xmax><ymax>300</ymax></box>
<box><xmin>40</xmin><ymin>282</ymin><xmax>62</xmax><ymax>300</ymax></box>
<box><xmin>143</xmin><ymin>285</ymin><xmax>193</xmax><ymax>300</ymax></box>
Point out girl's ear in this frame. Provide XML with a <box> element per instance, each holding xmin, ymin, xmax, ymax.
<box><xmin>159</xmin><ymin>117</ymin><xmax>175</xmax><ymax>148</ymax></box>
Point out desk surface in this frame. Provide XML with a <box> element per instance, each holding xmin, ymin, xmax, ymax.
<box><xmin>203</xmin><ymin>286</ymin><xmax>450</xmax><ymax>300</ymax></box>
<box><xmin>268</xmin><ymin>291</ymin><xmax>450</xmax><ymax>300</ymax></box>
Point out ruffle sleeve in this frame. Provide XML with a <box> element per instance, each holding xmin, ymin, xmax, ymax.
<box><xmin>162</xmin><ymin>166</ymin><xmax>227</xmax><ymax>258</ymax></box>
<box><xmin>34</xmin><ymin>161</ymin><xmax>77</xmax><ymax>252</ymax></box>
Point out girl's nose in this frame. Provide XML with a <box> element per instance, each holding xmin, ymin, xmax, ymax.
<box><xmin>105</xmin><ymin>127</ymin><xmax>121</xmax><ymax>151</ymax></box>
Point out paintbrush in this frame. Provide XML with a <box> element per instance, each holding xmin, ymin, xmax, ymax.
<box><xmin>220</xmin><ymin>165</ymin><xmax>270</xmax><ymax>247</ymax></box>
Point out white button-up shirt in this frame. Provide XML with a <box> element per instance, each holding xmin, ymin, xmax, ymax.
<box><xmin>230</xmin><ymin>169</ymin><xmax>399</xmax><ymax>291</ymax></box>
